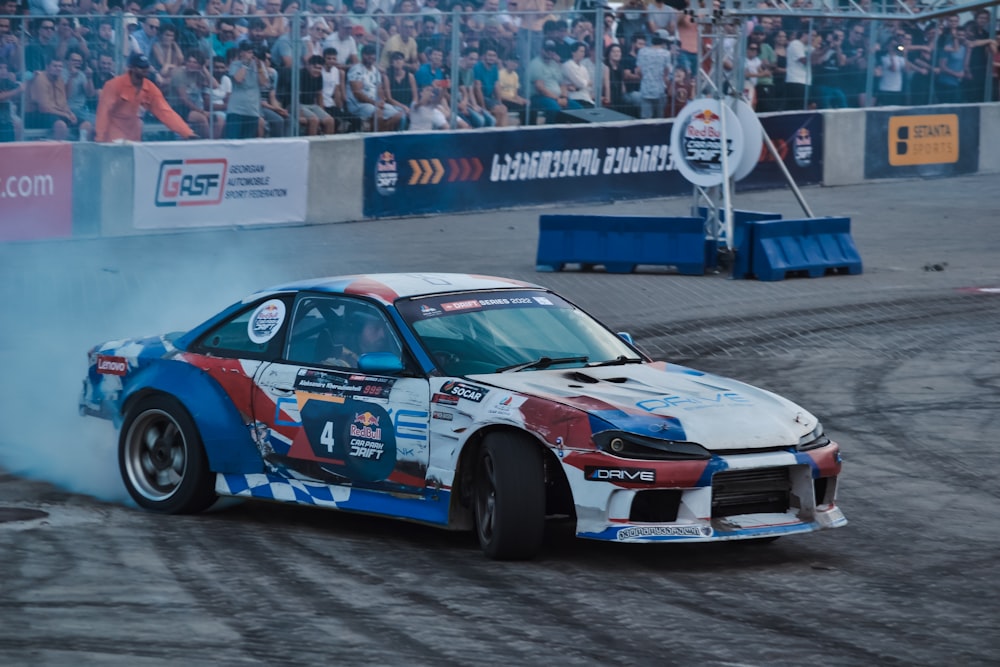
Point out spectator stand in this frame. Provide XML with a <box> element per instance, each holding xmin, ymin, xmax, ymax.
<box><xmin>1</xmin><ymin>2</ymin><xmax>996</xmax><ymax>147</ymax></box>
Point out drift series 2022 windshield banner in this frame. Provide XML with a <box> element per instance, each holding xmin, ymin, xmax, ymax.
<box><xmin>362</xmin><ymin>113</ymin><xmax>822</xmax><ymax>218</ymax></box>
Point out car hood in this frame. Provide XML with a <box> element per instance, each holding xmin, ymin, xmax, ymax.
<box><xmin>469</xmin><ymin>362</ymin><xmax>818</xmax><ymax>450</ymax></box>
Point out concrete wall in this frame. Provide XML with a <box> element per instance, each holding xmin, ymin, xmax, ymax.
<box><xmin>306</xmin><ymin>134</ymin><xmax>365</xmax><ymax>224</ymax></box>
<box><xmin>820</xmin><ymin>108</ymin><xmax>867</xmax><ymax>187</ymax></box>
<box><xmin>979</xmin><ymin>103</ymin><xmax>1000</xmax><ymax>175</ymax></box>
<box><xmin>72</xmin><ymin>143</ymin><xmax>135</xmax><ymax>238</ymax></box>
<box><xmin>36</xmin><ymin>100</ymin><xmax>1000</xmax><ymax>239</ymax></box>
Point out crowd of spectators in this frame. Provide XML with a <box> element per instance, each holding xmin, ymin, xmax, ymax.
<box><xmin>0</xmin><ymin>0</ymin><xmax>996</xmax><ymax>142</ymax></box>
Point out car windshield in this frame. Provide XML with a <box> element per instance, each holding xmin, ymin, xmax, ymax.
<box><xmin>395</xmin><ymin>289</ymin><xmax>639</xmax><ymax>376</ymax></box>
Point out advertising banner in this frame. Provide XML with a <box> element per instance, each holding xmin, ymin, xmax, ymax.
<box><xmin>133</xmin><ymin>139</ymin><xmax>308</xmax><ymax>229</ymax></box>
<box><xmin>363</xmin><ymin>112</ymin><xmax>823</xmax><ymax>218</ymax></box>
<box><xmin>863</xmin><ymin>106</ymin><xmax>979</xmax><ymax>179</ymax></box>
<box><xmin>740</xmin><ymin>112</ymin><xmax>824</xmax><ymax>191</ymax></box>
<box><xmin>0</xmin><ymin>143</ymin><xmax>73</xmax><ymax>242</ymax></box>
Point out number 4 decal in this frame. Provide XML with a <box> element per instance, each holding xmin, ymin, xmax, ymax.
<box><xmin>321</xmin><ymin>421</ymin><xmax>335</xmax><ymax>452</ymax></box>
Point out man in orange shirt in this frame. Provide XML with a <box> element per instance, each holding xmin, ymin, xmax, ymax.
<box><xmin>95</xmin><ymin>52</ymin><xmax>197</xmax><ymax>143</ymax></box>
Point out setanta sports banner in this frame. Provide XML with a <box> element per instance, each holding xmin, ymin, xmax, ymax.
<box><xmin>0</xmin><ymin>143</ymin><xmax>73</xmax><ymax>242</ymax></box>
<box><xmin>864</xmin><ymin>105</ymin><xmax>979</xmax><ymax>179</ymax></box>
<box><xmin>133</xmin><ymin>139</ymin><xmax>308</xmax><ymax>229</ymax></box>
<box><xmin>362</xmin><ymin>113</ymin><xmax>823</xmax><ymax>218</ymax></box>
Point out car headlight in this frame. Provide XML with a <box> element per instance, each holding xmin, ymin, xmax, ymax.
<box><xmin>796</xmin><ymin>423</ymin><xmax>831</xmax><ymax>451</ymax></box>
<box><xmin>592</xmin><ymin>430</ymin><xmax>711</xmax><ymax>461</ymax></box>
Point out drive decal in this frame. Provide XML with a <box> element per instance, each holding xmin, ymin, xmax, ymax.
<box><xmin>155</xmin><ymin>158</ymin><xmax>227</xmax><ymax>207</ymax></box>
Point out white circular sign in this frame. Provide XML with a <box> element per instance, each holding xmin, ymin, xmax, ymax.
<box><xmin>732</xmin><ymin>98</ymin><xmax>764</xmax><ymax>182</ymax></box>
<box><xmin>669</xmin><ymin>99</ymin><xmax>745</xmax><ymax>187</ymax></box>
<box><xmin>247</xmin><ymin>299</ymin><xmax>286</xmax><ymax>344</ymax></box>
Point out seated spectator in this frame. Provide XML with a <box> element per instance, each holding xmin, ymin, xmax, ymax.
<box><xmin>151</xmin><ymin>24</ymin><xmax>185</xmax><ymax>89</ymax></box>
<box><xmin>415</xmin><ymin>46</ymin><xmax>447</xmax><ymax>89</ymax></box>
<box><xmin>381</xmin><ymin>51</ymin><xmax>415</xmax><ymax>128</ymax></box>
<box><xmin>303</xmin><ymin>18</ymin><xmax>331</xmax><ymax>67</ymax></box>
<box><xmin>0</xmin><ymin>61</ymin><xmax>23</xmax><ymax>143</ymax></box>
<box><xmin>53</xmin><ymin>13</ymin><xmax>90</xmax><ymax>65</ymax></box>
<box><xmin>498</xmin><ymin>53</ymin><xmax>527</xmax><ymax>125</ymax></box>
<box><xmin>64</xmin><ymin>49</ymin><xmax>95</xmax><ymax>139</ymax></box>
<box><xmin>408</xmin><ymin>85</ymin><xmax>449</xmax><ymax>131</ymax></box>
<box><xmin>474</xmin><ymin>44</ymin><xmax>509</xmax><ymax>127</ymax></box>
<box><xmin>299</xmin><ymin>54</ymin><xmax>336</xmax><ymax>135</ymax></box>
<box><xmin>324</xmin><ymin>18</ymin><xmax>360</xmax><ymax>70</ymax></box>
<box><xmin>0</xmin><ymin>17</ymin><xmax>22</xmax><ymax>76</ymax></box>
<box><xmin>562</xmin><ymin>41</ymin><xmax>595</xmax><ymax>108</ymax></box>
<box><xmin>208</xmin><ymin>56</ymin><xmax>231</xmax><ymax>139</ymax></box>
<box><xmin>457</xmin><ymin>47</ymin><xmax>495</xmax><ymax>128</ymax></box>
<box><xmin>380</xmin><ymin>15</ymin><xmax>419</xmax><ymax>72</ymax></box>
<box><xmin>168</xmin><ymin>50</ymin><xmax>211</xmax><ymax>139</ymax></box>
<box><xmin>528</xmin><ymin>39</ymin><xmax>581</xmax><ymax>124</ymax></box>
<box><xmin>26</xmin><ymin>58</ymin><xmax>90</xmax><ymax>140</ymax></box>
<box><xmin>259</xmin><ymin>49</ymin><xmax>291</xmax><ymax>138</ymax></box>
<box><xmin>415</xmin><ymin>15</ymin><xmax>446</xmax><ymax>65</ymax></box>
<box><xmin>322</xmin><ymin>47</ymin><xmax>358</xmax><ymax>133</ymax></box>
<box><xmin>346</xmin><ymin>44</ymin><xmax>404</xmax><ymax>131</ymax></box>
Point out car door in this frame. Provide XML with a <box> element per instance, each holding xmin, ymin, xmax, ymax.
<box><xmin>252</xmin><ymin>293</ymin><xmax>430</xmax><ymax>496</ymax></box>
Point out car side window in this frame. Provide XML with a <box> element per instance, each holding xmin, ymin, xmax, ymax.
<box><xmin>285</xmin><ymin>295</ymin><xmax>403</xmax><ymax>370</ymax></box>
<box><xmin>194</xmin><ymin>296</ymin><xmax>291</xmax><ymax>360</ymax></box>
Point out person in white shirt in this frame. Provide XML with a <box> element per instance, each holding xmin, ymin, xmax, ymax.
<box><xmin>785</xmin><ymin>28</ymin><xmax>812</xmax><ymax>109</ymax></box>
<box><xmin>877</xmin><ymin>35</ymin><xmax>908</xmax><ymax>106</ymax></box>
<box><xmin>323</xmin><ymin>18</ymin><xmax>359</xmax><ymax>69</ymax></box>
<box><xmin>562</xmin><ymin>41</ymin><xmax>595</xmax><ymax>107</ymax></box>
<box><xmin>408</xmin><ymin>85</ymin><xmax>449</xmax><ymax>131</ymax></box>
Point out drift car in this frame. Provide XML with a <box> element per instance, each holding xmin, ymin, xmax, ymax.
<box><xmin>80</xmin><ymin>273</ymin><xmax>846</xmax><ymax>559</ymax></box>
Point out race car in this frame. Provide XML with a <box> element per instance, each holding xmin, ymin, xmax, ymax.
<box><xmin>80</xmin><ymin>273</ymin><xmax>846</xmax><ymax>559</ymax></box>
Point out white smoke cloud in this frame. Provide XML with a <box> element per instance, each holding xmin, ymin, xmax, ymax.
<box><xmin>0</xmin><ymin>231</ymin><xmax>295</xmax><ymax>506</ymax></box>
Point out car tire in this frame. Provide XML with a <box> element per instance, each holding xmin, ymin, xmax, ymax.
<box><xmin>474</xmin><ymin>432</ymin><xmax>546</xmax><ymax>560</ymax></box>
<box><xmin>119</xmin><ymin>395</ymin><xmax>217</xmax><ymax>514</ymax></box>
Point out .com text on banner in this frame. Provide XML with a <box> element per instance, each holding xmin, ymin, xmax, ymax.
<box><xmin>133</xmin><ymin>139</ymin><xmax>308</xmax><ymax>229</ymax></box>
<box><xmin>0</xmin><ymin>143</ymin><xmax>73</xmax><ymax>242</ymax></box>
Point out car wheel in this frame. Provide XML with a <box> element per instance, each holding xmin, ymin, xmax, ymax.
<box><xmin>474</xmin><ymin>432</ymin><xmax>546</xmax><ymax>560</ymax></box>
<box><xmin>119</xmin><ymin>395</ymin><xmax>217</xmax><ymax>514</ymax></box>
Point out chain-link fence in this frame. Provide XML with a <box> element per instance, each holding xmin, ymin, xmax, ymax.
<box><xmin>0</xmin><ymin>3</ymin><xmax>996</xmax><ymax>142</ymax></box>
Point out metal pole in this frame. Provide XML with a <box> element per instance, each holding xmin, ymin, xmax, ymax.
<box><xmin>450</xmin><ymin>6</ymin><xmax>461</xmax><ymax>129</ymax></box>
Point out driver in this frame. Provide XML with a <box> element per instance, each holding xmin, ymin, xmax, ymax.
<box><xmin>323</xmin><ymin>312</ymin><xmax>393</xmax><ymax>368</ymax></box>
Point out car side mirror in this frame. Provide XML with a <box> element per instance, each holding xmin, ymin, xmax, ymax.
<box><xmin>617</xmin><ymin>332</ymin><xmax>634</xmax><ymax>345</ymax></box>
<box><xmin>358</xmin><ymin>352</ymin><xmax>405</xmax><ymax>375</ymax></box>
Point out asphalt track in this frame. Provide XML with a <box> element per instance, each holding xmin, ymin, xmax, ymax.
<box><xmin>1</xmin><ymin>173</ymin><xmax>998</xmax><ymax>666</ymax></box>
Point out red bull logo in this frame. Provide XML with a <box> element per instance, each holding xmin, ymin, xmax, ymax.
<box><xmin>375</xmin><ymin>151</ymin><xmax>398</xmax><ymax>195</ymax></box>
<box><xmin>695</xmin><ymin>109</ymin><xmax>720</xmax><ymax>123</ymax></box>
<box><xmin>355</xmin><ymin>412</ymin><xmax>380</xmax><ymax>427</ymax></box>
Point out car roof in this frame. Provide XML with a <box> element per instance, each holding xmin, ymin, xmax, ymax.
<box><xmin>253</xmin><ymin>273</ymin><xmax>543</xmax><ymax>305</ymax></box>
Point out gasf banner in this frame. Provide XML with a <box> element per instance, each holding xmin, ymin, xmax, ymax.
<box><xmin>363</xmin><ymin>113</ymin><xmax>823</xmax><ymax>218</ymax></box>
<box><xmin>133</xmin><ymin>140</ymin><xmax>308</xmax><ymax>229</ymax></box>
<box><xmin>864</xmin><ymin>105</ymin><xmax>979</xmax><ymax>180</ymax></box>
<box><xmin>0</xmin><ymin>143</ymin><xmax>73</xmax><ymax>242</ymax></box>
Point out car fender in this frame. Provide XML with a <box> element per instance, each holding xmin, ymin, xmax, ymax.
<box><xmin>120</xmin><ymin>359</ymin><xmax>263</xmax><ymax>475</ymax></box>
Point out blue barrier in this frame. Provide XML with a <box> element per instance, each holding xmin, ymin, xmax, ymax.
<box><xmin>696</xmin><ymin>208</ymin><xmax>783</xmax><ymax>279</ymax></box>
<box><xmin>536</xmin><ymin>215</ymin><xmax>709</xmax><ymax>275</ymax></box>
<box><xmin>751</xmin><ymin>216</ymin><xmax>863</xmax><ymax>281</ymax></box>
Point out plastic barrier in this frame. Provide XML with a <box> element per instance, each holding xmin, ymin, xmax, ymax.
<box><xmin>750</xmin><ymin>217</ymin><xmax>863</xmax><ymax>281</ymax></box>
<box><xmin>536</xmin><ymin>215</ymin><xmax>709</xmax><ymax>275</ymax></box>
<box><xmin>696</xmin><ymin>207</ymin><xmax>783</xmax><ymax>279</ymax></box>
